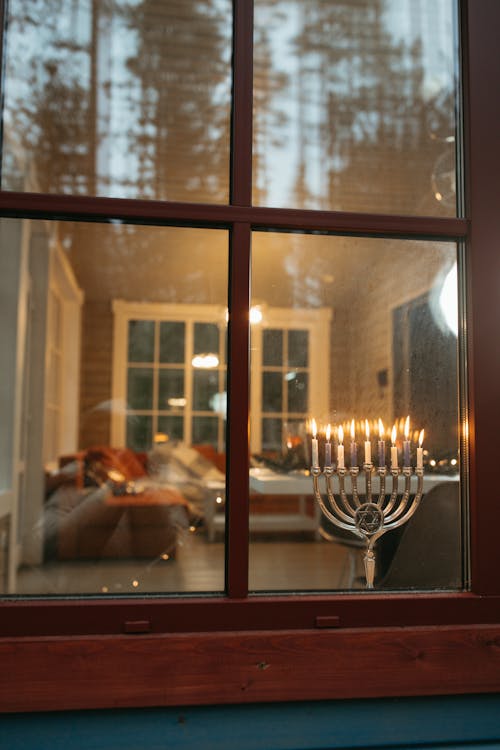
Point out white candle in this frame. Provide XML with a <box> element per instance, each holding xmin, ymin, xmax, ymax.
<box><xmin>378</xmin><ymin>419</ymin><xmax>385</xmax><ymax>467</ymax></box>
<box><xmin>364</xmin><ymin>419</ymin><xmax>371</xmax><ymax>464</ymax></box>
<box><xmin>311</xmin><ymin>419</ymin><xmax>319</xmax><ymax>467</ymax></box>
<box><xmin>391</xmin><ymin>425</ymin><xmax>398</xmax><ymax>468</ymax></box>
<box><xmin>417</xmin><ymin>429</ymin><xmax>424</xmax><ymax>469</ymax></box>
<box><xmin>337</xmin><ymin>425</ymin><xmax>345</xmax><ymax>469</ymax></box>
<box><xmin>325</xmin><ymin>424</ymin><xmax>332</xmax><ymax>467</ymax></box>
<box><xmin>350</xmin><ymin>419</ymin><xmax>357</xmax><ymax>466</ymax></box>
<box><xmin>403</xmin><ymin>415</ymin><xmax>411</xmax><ymax>466</ymax></box>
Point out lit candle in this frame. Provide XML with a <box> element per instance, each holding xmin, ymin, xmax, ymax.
<box><xmin>378</xmin><ymin>419</ymin><xmax>385</xmax><ymax>467</ymax></box>
<box><xmin>417</xmin><ymin>429</ymin><xmax>424</xmax><ymax>469</ymax></box>
<box><xmin>337</xmin><ymin>425</ymin><xmax>345</xmax><ymax>469</ymax></box>
<box><xmin>391</xmin><ymin>425</ymin><xmax>398</xmax><ymax>469</ymax></box>
<box><xmin>364</xmin><ymin>419</ymin><xmax>371</xmax><ymax>464</ymax></box>
<box><xmin>325</xmin><ymin>424</ymin><xmax>332</xmax><ymax>467</ymax></box>
<box><xmin>350</xmin><ymin>419</ymin><xmax>357</xmax><ymax>467</ymax></box>
<box><xmin>311</xmin><ymin>419</ymin><xmax>319</xmax><ymax>467</ymax></box>
<box><xmin>403</xmin><ymin>415</ymin><xmax>411</xmax><ymax>466</ymax></box>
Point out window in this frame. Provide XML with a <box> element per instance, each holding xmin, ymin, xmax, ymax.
<box><xmin>1</xmin><ymin>0</ymin><xmax>500</xmax><ymax>712</ymax></box>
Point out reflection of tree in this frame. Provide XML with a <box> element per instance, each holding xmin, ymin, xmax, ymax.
<box><xmin>3</xmin><ymin>0</ymin><xmax>92</xmax><ymax>193</ymax></box>
<box><xmin>123</xmin><ymin>0</ymin><xmax>231</xmax><ymax>202</ymax></box>
<box><xmin>290</xmin><ymin>0</ymin><xmax>455</xmax><ymax>214</ymax></box>
<box><xmin>3</xmin><ymin>0</ymin><xmax>232</xmax><ymax>201</ymax></box>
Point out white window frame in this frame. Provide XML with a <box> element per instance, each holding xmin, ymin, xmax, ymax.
<box><xmin>112</xmin><ymin>301</ymin><xmax>331</xmax><ymax>454</ymax></box>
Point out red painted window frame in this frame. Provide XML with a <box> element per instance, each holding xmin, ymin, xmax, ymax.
<box><xmin>0</xmin><ymin>0</ymin><xmax>500</xmax><ymax>711</ymax></box>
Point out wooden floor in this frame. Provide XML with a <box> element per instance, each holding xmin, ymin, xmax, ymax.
<box><xmin>15</xmin><ymin>531</ymin><xmax>364</xmax><ymax>596</ymax></box>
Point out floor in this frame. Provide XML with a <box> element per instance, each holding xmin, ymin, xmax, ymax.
<box><xmin>14</xmin><ymin>530</ymin><xmax>364</xmax><ymax>596</ymax></box>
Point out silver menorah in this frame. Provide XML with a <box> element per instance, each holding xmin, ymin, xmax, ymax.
<box><xmin>311</xmin><ymin>463</ymin><xmax>424</xmax><ymax>589</ymax></box>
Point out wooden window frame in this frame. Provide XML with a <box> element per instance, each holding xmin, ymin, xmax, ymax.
<box><xmin>1</xmin><ymin>0</ymin><xmax>500</xmax><ymax>712</ymax></box>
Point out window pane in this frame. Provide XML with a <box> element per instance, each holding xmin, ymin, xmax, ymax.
<box><xmin>287</xmin><ymin>371</ymin><xmax>308</xmax><ymax>413</ymax></box>
<box><xmin>263</xmin><ymin>329</ymin><xmax>283</xmax><ymax>366</ymax></box>
<box><xmin>193</xmin><ymin>370</ymin><xmax>220</xmax><ymax>411</ymax></box>
<box><xmin>127</xmin><ymin>415</ymin><xmax>152</xmax><ymax>452</ymax></box>
<box><xmin>261</xmin><ymin>417</ymin><xmax>283</xmax><ymax>452</ymax></box>
<box><xmin>2</xmin><ymin>0</ymin><xmax>232</xmax><ymax>202</ymax></box>
<box><xmin>158</xmin><ymin>369</ymin><xmax>185</xmax><ymax>410</ymax></box>
<box><xmin>192</xmin><ymin>416</ymin><xmax>218</xmax><ymax>446</ymax></box>
<box><xmin>250</xmin><ymin>231</ymin><xmax>464</xmax><ymax>592</ymax></box>
<box><xmin>128</xmin><ymin>321</ymin><xmax>155</xmax><ymax>363</ymax></box>
<box><xmin>127</xmin><ymin>368</ymin><xmax>154</xmax><ymax>410</ymax></box>
<box><xmin>262</xmin><ymin>371</ymin><xmax>283</xmax><ymax>412</ymax></box>
<box><xmin>0</xmin><ymin>219</ymin><xmax>227</xmax><ymax>595</ymax></box>
<box><xmin>159</xmin><ymin>322</ymin><xmax>185</xmax><ymax>364</ymax></box>
<box><xmin>253</xmin><ymin>0</ymin><xmax>459</xmax><ymax>216</ymax></box>
<box><xmin>194</xmin><ymin>323</ymin><xmax>219</xmax><ymax>356</ymax></box>
<box><xmin>288</xmin><ymin>330</ymin><xmax>308</xmax><ymax>368</ymax></box>
<box><xmin>157</xmin><ymin>415</ymin><xmax>184</xmax><ymax>442</ymax></box>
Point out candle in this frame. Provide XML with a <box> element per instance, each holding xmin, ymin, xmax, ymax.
<box><xmin>325</xmin><ymin>423</ymin><xmax>332</xmax><ymax>467</ymax></box>
<box><xmin>350</xmin><ymin>419</ymin><xmax>357</xmax><ymax>467</ymax></box>
<box><xmin>391</xmin><ymin>425</ymin><xmax>398</xmax><ymax>468</ymax></box>
<box><xmin>417</xmin><ymin>429</ymin><xmax>424</xmax><ymax>469</ymax></box>
<box><xmin>364</xmin><ymin>419</ymin><xmax>371</xmax><ymax>464</ymax></box>
<box><xmin>311</xmin><ymin>419</ymin><xmax>319</xmax><ymax>467</ymax></box>
<box><xmin>378</xmin><ymin>419</ymin><xmax>385</xmax><ymax>467</ymax></box>
<box><xmin>403</xmin><ymin>415</ymin><xmax>411</xmax><ymax>466</ymax></box>
<box><xmin>337</xmin><ymin>425</ymin><xmax>345</xmax><ymax>469</ymax></box>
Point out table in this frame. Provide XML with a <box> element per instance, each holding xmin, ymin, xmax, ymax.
<box><xmin>204</xmin><ymin>469</ymin><xmax>459</xmax><ymax>542</ymax></box>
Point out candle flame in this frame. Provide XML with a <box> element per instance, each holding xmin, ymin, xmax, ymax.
<box><xmin>311</xmin><ymin>418</ymin><xmax>317</xmax><ymax>438</ymax></box>
<box><xmin>378</xmin><ymin>419</ymin><xmax>384</xmax><ymax>438</ymax></box>
<box><xmin>338</xmin><ymin>425</ymin><xmax>344</xmax><ymax>444</ymax></box>
<box><xmin>419</xmin><ymin>429</ymin><xmax>424</xmax><ymax>447</ymax></box>
<box><xmin>391</xmin><ymin>425</ymin><xmax>397</xmax><ymax>445</ymax></box>
<box><xmin>350</xmin><ymin>419</ymin><xmax>355</xmax><ymax>440</ymax></box>
<box><xmin>404</xmin><ymin>415</ymin><xmax>410</xmax><ymax>439</ymax></box>
<box><xmin>326</xmin><ymin>423</ymin><xmax>331</xmax><ymax>442</ymax></box>
<box><xmin>365</xmin><ymin>419</ymin><xmax>370</xmax><ymax>439</ymax></box>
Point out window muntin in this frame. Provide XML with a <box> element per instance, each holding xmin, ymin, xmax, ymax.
<box><xmin>253</xmin><ymin>0</ymin><xmax>459</xmax><ymax>217</ymax></box>
<box><xmin>249</xmin><ymin>231</ymin><xmax>463</xmax><ymax>591</ymax></box>
<box><xmin>1</xmin><ymin>0</ymin><xmax>232</xmax><ymax>203</ymax></box>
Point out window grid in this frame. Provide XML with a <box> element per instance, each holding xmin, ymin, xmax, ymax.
<box><xmin>0</xmin><ymin>0</ymin><xmax>498</xmax><ymax>636</ymax></box>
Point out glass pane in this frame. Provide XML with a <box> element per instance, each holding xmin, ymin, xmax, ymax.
<box><xmin>127</xmin><ymin>368</ymin><xmax>154</xmax><ymax>410</ymax></box>
<box><xmin>193</xmin><ymin>370</ymin><xmax>219</xmax><ymax>411</ymax></box>
<box><xmin>2</xmin><ymin>0</ymin><xmax>232</xmax><ymax>202</ymax></box>
<box><xmin>194</xmin><ymin>322</ymin><xmax>219</xmax><ymax>356</ymax></box>
<box><xmin>250</xmin><ymin>231</ymin><xmax>464</xmax><ymax>592</ymax></box>
<box><xmin>127</xmin><ymin>415</ymin><xmax>153</xmax><ymax>452</ymax></box>
<box><xmin>157</xmin><ymin>415</ymin><xmax>184</xmax><ymax>442</ymax></box>
<box><xmin>0</xmin><ymin>219</ymin><xmax>227</xmax><ymax>595</ymax></box>
<box><xmin>128</xmin><ymin>321</ymin><xmax>155</xmax><ymax>363</ymax></box>
<box><xmin>287</xmin><ymin>371</ymin><xmax>308</xmax><ymax>413</ymax></box>
<box><xmin>253</xmin><ymin>0</ymin><xmax>459</xmax><ymax>216</ymax></box>
<box><xmin>263</xmin><ymin>329</ymin><xmax>283</xmax><ymax>366</ymax></box>
<box><xmin>261</xmin><ymin>417</ymin><xmax>283</xmax><ymax>452</ymax></box>
<box><xmin>288</xmin><ymin>330</ymin><xmax>308</xmax><ymax>368</ymax></box>
<box><xmin>158</xmin><ymin>369</ymin><xmax>185</xmax><ymax>409</ymax></box>
<box><xmin>262</xmin><ymin>371</ymin><xmax>283</xmax><ymax>412</ymax></box>
<box><xmin>159</xmin><ymin>322</ymin><xmax>185</xmax><ymax>364</ymax></box>
<box><xmin>192</xmin><ymin>417</ymin><xmax>219</xmax><ymax>446</ymax></box>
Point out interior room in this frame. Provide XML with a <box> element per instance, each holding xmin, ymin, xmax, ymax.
<box><xmin>0</xmin><ymin>215</ymin><xmax>461</xmax><ymax>596</ymax></box>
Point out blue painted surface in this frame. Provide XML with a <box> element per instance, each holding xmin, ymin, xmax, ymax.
<box><xmin>2</xmin><ymin>695</ymin><xmax>500</xmax><ymax>750</ymax></box>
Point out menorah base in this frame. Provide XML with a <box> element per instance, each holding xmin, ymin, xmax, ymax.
<box><xmin>363</xmin><ymin>549</ymin><xmax>376</xmax><ymax>589</ymax></box>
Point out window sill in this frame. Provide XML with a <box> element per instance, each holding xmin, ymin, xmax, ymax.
<box><xmin>1</xmin><ymin>621</ymin><xmax>500</xmax><ymax>712</ymax></box>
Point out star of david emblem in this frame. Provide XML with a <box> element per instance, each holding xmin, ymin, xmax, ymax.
<box><xmin>355</xmin><ymin>503</ymin><xmax>384</xmax><ymax>535</ymax></box>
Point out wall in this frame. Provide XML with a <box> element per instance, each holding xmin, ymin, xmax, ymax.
<box><xmin>2</xmin><ymin>695</ymin><xmax>500</xmax><ymax>749</ymax></box>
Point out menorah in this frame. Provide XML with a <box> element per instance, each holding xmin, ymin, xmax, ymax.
<box><xmin>310</xmin><ymin>419</ymin><xmax>424</xmax><ymax>589</ymax></box>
